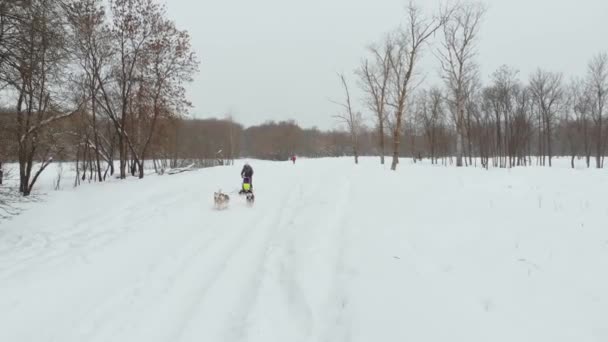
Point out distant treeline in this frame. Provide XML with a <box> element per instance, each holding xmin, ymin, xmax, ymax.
<box><xmin>2</xmin><ymin>109</ymin><xmax>599</xmax><ymax>165</ymax></box>
<box><xmin>1</xmin><ymin>113</ymin><xmax>422</xmax><ymax>163</ymax></box>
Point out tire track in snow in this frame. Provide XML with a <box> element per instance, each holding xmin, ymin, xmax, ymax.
<box><xmin>320</xmin><ymin>176</ymin><xmax>354</xmax><ymax>342</ymax></box>
<box><xmin>264</xmin><ymin>176</ymin><xmax>319</xmax><ymax>340</ymax></box>
<box><xmin>0</xmin><ymin>182</ymin><xmax>213</xmax><ymax>342</ymax></box>
<box><xmin>59</xmin><ymin>194</ymin><xmax>269</xmax><ymax>341</ymax></box>
<box><xmin>66</xmin><ymin>171</ymin><xmax>286</xmax><ymax>342</ymax></box>
<box><xmin>72</xmin><ymin>220</ymin><xmax>239</xmax><ymax>341</ymax></box>
<box><xmin>222</xmin><ymin>181</ymin><xmax>308</xmax><ymax>342</ymax></box>
<box><xmin>0</xmin><ymin>184</ymin><xmax>195</xmax><ymax>281</ymax></box>
<box><xmin>171</xmin><ymin>184</ymin><xmax>298</xmax><ymax>342</ymax></box>
<box><xmin>228</xmin><ymin>167</ymin><xmax>332</xmax><ymax>342</ymax></box>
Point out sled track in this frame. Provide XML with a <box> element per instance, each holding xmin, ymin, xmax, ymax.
<box><xmin>74</xmin><ymin>217</ymin><xmax>245</xmax><ymax>341</ymax></box>
<box><xmin>0</xmin><ymin>187</ymin><xmax>195</xmax><ymax>282</ymax></box>
<box><xmin>223</xmin><ymin>182</ymin><xmax>304</xmax><ymax>342</ymax></box>
<box><xmin>320</xmin><ymin>177</ymin><xmax>354</xmax><ymax>342</ymax></box>
<box><xmin>174</xmin><ymin>182</ymin><xmax>301</xmax><ymax>342</ymax></box>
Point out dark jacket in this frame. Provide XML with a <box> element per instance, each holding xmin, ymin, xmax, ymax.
<box><xmin>241</xmin><ymin>164</ymin><xmax>253</xmax><ymax>178</ymax></box>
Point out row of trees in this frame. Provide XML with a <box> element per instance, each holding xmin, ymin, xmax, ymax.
<box><xmin>0</xmin><ymin>0</ymin><xmax>198</xmax><ymax>195</ymax></box>
<box><xmin>143</xmin><ymin>115</ymin><xmax>608</xmax><ymax>166</ymax></box>
<box><xmin>0</xmin><ymin>115</ymin><xmax>413</xmax><ymax>166</ymax></box>
<box><xmin>3</xmin><ymin>93</ymin><xmax>606</xmax><ymax>188</ymax></box>
<box><xmin>336</xmin><ymin>1</ymin><xmax>607</xmax><ymax>170</ymax></box>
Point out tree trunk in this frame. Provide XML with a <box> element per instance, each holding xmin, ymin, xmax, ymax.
<box><xmin>596</xmin><ymin>116</ymin><xmax>602</xmax><ymax>168</ymax></box>
<box><xmin>119</xmin><ymin>132</ymin><xmax>126</xmax><ymax>178</ymax></box>
<box><xmin>456</xmin><ymin>95</ymin><xmax>465</xmax><ymax>167</ymax></box>
<box><xmin>584</xmin><ymin>121</ymin><xmax>590</xmax><ymax>168</ymax></box>
<box><xmin>19</xmin><ymin>148</ymin><xmax>26</xmax><ymax>194</ymax></box>
<box><xmin>138</xmin><ymin>160</ymin><xmax>145</xmax><ymax>179</ymax></box>
<box><xmin>81</xmin><ymin>146</ymin><xmax>88</xmax><ymax>181</ymax></box>
<box><xmin>456</xmin><ymin>132</ymin><xmax>463</xmax><ymax>167</ymax></box>
<box><xmin>537</xmin><ymin>114</ymin><xmax>542</xmax><ymax>166</ymax></box>
<box><xmin>74</xmin><ymin>146</ymin><xmax>81</xmax><ymax>188</ymax></box>
<box><xmin>571</xmin><ymin>154</ymin><xmax>575</xmax><ymax>169</ymax></box>
<box><xmin>92</xmin><ymin>95</ymin><xmax>103</xmax><ymax>182</ymax></box>
<box><xmin>379</xmin><ymin>124</ymin><xmax>385</xmax><ymax>165</ymax></box>
<box><xmin>89</xmin><ymin>153</ymin><xmax>94</xmax><ymax>181</ymax></box>
<box><xmin>466</xmin><ymin>115</ymin><xmax>473</xmax><ymax>166</ymax></box>
<box><xmin>547</xmin><ymin>119</ymin><xmax>552</xmax><ymax>167</ymax></box>
<box><xmin>27</xmin><ymin>159</ymin><xmax>52</xmax><ymax>195</ymax></box>
<box><xmin>390</xmin><ymin>147</ymin><xmax>399</xmax><ymax>170</ymax></box>
<box><xmin>130</xmin><ymin>158</ymin><xmax>137</xmax><ymax>177</ymax></box>
<box><xmin>390</xmin><ymin>117</ymin><xmax>402</xmax><ymax>170</ymax></box>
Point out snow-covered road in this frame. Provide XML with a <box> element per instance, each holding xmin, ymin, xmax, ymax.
<box><xmin>0</xmin><ymin>159</ymin><xmax>357</xmax><ymax>342</ymax></box>
<box><xmin>1</xmin><ymin>158</ymin><xmax>607</xmax><ymax>341</ymax></box>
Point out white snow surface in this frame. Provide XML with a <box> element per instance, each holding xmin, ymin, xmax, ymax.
<box><xmin>1</xmin><ymin>157</ymin><xmax>607</xmax><ymax>342</ymax></box>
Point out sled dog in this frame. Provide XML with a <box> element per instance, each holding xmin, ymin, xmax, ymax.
<box><xmin>214</xmin><ymin>190</ymin><xmax>230</xmax><ymax>209</ymax></box>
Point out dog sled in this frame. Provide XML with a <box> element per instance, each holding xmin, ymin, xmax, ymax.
<box><xmin>213</xmin><ymin>177</ymin><xmax>255</xmax><ymax>210</ymax></box>
<box><xmin>239</xmin><ymin>177</ymin><xmax>255</xmax><ymax>205</ymax></box>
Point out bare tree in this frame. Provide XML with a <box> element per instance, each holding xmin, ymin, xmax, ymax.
<box><xmin>358</xmin><ymin>38</ymin><xmax>392</xmax><ymax>164</ymax></box>
<box><xmin>8</xmin><ymin>0</ymin><xmax>83</xmax><ymax>195</ymax></box>
<box><xmin>95</xmin><ymin>0</ymin><xmax>159</xmax><ymax>179</ymax></box>
<box><xmin>1</xmin><ymin>6</ymin><xmax>19</xmax><ymax>185</ymax></box>
<box><xmin>529</xmin><ymin>69</ymin><xmax>564</xmax><ymax>167</ymax></box>
<box><xmin>416</xmin><ymin>87</ymin><xmax>445</xmax><ymax>164</ymax></box>
<box><xmin>333</xmin><ymin>73</ymin><xmax>361</xmax><ymax>164</ymax></box>
<box><xmin>483</xmin><ymin>66</ymin><xmax>520</xmax><ymax>167</ymax></box>
<box><xmin>387</xmin><ymin>1</ymin><xmax>450</xmax><ymax>170</ymax></box>
<box><xmin>511</xmin><ymin>84</ymin><xmax>534</xmax><ymax>166</ymax></box>
<box><xmin>564</xmin><ymin>81</ymin><xmax>579</xmax><ymax>168</ymax></box>
<box><xmin>1</xmin><ymin>0</ymin><xmax>202</xmax><ymax>192</ymax></box>
<box><xmin>587</xmin><ymin>52</ymin><xmax>608</xmax><ymax>168</ymax></box>
<box><xmin>568</xmin><ymin>78</ymin><xmax>593</xmax><ymax>167</ymax></box>
<box><xmin>438</xmin><ymin>2</ymin><xmax>485</xmax><ymax>167</ymax></box>
<box><xmin>130</xmin><ymin>13</ymin><xmax>198</xmax><ymax>178</ymax></box>
<box><xmin>67</xmin><ymin>0</ymin><xmax>113</xmax><ymax>182</ymax></box>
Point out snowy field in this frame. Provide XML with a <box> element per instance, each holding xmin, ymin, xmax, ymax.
<box><xmin>1</xmin><ymin>157</ymin><xmax>607</xmax><ymax>342</ymax></box>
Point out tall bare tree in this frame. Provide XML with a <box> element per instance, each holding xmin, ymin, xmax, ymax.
<box><xmin>483</xmin><ymin>66</ymin><xmax>520</xmax><ymax>167</ymax></box>
<box><xmin>0</xmin><ymin>4</ymin><xmax>10</xmax><ymax>182</ymax></box>
<box><xmin>8</xmin><ymin>0</ymin><xmax>83</xmax><ymax>195</ymax></box>
<box><xmin>587</xmin><ymin>52</ymin><xmax>608</xmax><ymax>168</ymax></box>
<box><xmin>416</xmin><ymin>87</ymin><xmax>445</xmax><ymax>164</ymax></box>
<box><xmin>387</xmin><ymin>1</ymin><xmax>450</xmax><ymax>170</ymax></box>
<box><xmin>67</xmin><ymin>0</ymin><xmax>113</xmax><ymax>182</ymax></box>
<box><xmin>130</xmin><ymin>13</ymin><xmax>198</xmax><ymax>178</ymax></box>
<box><xmin>95</xmin><ymin>0</ymin><xmax>159</xmax><ymax>179</ymax></box>
<box><xmin>333</xmin><ymin>73</ymin><xmax>361</xmax><ymax>164</ymax></box>
<box><xmin>568</xmin><ymin>78</ymin><xmax>593</xmax><ymax>167</ymax></box>
<box><xmin>511</xmin><ymin>84</ymin><xmax>534</xmax><ymax>166</ymax></box>
<box><xmin>529</xmin><ymin>69</ymin><xmax>564</xmax><ymax>167</ymax></box>
<box><xmin>438</xmin><ymin>2</ymin><xmax>485</xmax><ymax>167</ymax></box>
<box><xmin>358</xmin><ymin>38</ymin><xmax>392</xmax><ymax>164</ymax></box>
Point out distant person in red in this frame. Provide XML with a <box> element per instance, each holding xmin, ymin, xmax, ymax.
<box><xmin>291</xmin><ymin>155</ymin><xmax>296</xmax><ymax>164</ymax></box>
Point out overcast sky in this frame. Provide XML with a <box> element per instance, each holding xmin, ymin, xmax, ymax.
<box><xmin>165</xmin><ymin>0</ymin><xmax>608</xmax><ymax>130</ymax></box>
